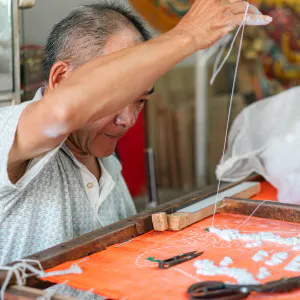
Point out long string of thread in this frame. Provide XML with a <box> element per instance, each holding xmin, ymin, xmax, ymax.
<box><xmin>210</xmin><ymin>10</ymin><xmax>249</xmax><ymax>86</ymax></box>
<box><xmin>234</xmin><ymin>200</ymin><xmax>268</xmax><ymax>229</ymax></box>
<box><xmin>211</xmin><ymin>3</ymin><xmax>250</xmax><ymax>227</ymax></box>
<box><xmin>0</xmin><ymin>259</ymin><xmax>82</xmax><ymax>300</ymax></box>
<box><xmin>211</xmin><ymin>42</ymin><xmax>228</xmax><ymax>81</ymax></box>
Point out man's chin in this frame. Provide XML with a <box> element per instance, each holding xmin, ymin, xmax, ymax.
<box><xmin>92</xmin><ymin>150</ymin><xmax>115</xmax><ymax>158</ymax></box>
<box><xmin>89</xmin><ymin>138</ymin><xmax>118</xmax><ymax>158</ymax></box>
<box><xmin>90</xmin><ymin>145</ymin><xmax>117</xmax><ymax>158</ymax></box>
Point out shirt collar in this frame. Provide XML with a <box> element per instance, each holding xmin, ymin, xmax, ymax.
<box><xmin>32</xmin><ymin>88</ymin><xmax>45</xmax><ymax>102</ymax></box>
<box><xmin>61</xmin><ymin>143</ymin><xmax>122</xmax><ymax>182</ymax></box>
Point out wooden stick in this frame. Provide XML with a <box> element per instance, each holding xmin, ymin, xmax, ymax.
<box><xmin>168</xmin><ymin>203</ymin><xmax>220</xmax><ymax>231</ymax></box>
<box><xmin>5</xmin><ymin>285</ymin><xmax>74</xmax><ymax>300</ymax></box>
<box><xmin>152</xmin><ymin>182</ymin><xmax>261</xmax><ymax>231</ymax></box>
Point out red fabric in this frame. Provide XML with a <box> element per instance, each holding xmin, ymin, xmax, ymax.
<box><xmin>44</xmin><ymin>213</ymin><xmax>300</xmax><ymax>300</ymax></box>
<box><xmin>117</xmin><ymin>111</ymin><xmax>147</xmax><ymax>197</ymax></box>
<box><xmin>251</xmin><ymin>181</ymin><xmax>278</xmax><ymax>201</ymax></box>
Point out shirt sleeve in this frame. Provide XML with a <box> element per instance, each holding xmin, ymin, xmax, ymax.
<box><xmin>0</xmin><ymin>103</ymin><xmax>61</xmax><ymax>195</ymax></box>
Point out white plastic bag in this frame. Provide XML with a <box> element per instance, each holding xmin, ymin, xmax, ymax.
<box><xmin>216</xmin><ymin>86</ymin><xmax>300</xmax><ymax>204</ymax></box>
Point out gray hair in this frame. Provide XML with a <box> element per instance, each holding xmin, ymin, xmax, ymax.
<box><xmin>43</xmin><ymin>1</ymin><xmax>152</xmax><ymax>81</ymax></box>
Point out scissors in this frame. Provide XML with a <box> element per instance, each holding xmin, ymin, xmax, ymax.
<box><xmin>159</xmin><ymin>251</ymin><xmax>204</xmax><ymax>269</ymax></box>
<box><xmin>147</xmin><ymin>251</ymin><xmax>203</xmax><ymax>269</ymax></box>
<box><xmin>187</xmin><ymin>276</ymin><xmax>300</xmax><ymax>300</ymax></box>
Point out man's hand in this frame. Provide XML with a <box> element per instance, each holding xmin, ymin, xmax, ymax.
<box><xmin>174</xmin><ymin>0</ymin><xmax>272</xmax><ymax>50</ymax></box>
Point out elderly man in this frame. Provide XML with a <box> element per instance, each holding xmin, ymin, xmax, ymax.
<box><xmin>0</xmin><ymin>0</ymin><xmax>271</xmax><ymax>266</ymax></box>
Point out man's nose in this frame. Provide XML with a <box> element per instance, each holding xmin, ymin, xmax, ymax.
<box><xmin>115</xmin><ymin>105</ymin><xmax>138</xmax><ymax>128</ymax></box>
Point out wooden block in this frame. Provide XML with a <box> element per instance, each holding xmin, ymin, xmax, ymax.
<box><xmin>168</xmin><ymin>212</ymin><xmax>189</xmax><ymax>231</ymax></box>
<box><xmin>153</xmin><ymin>204</ymin><xmax>219</xmax><ymax>231</ymax></box>
<box><xmin>152</xmin><ymin>212</ymin><xmax>168</xmax><ymax>231</ymax></box>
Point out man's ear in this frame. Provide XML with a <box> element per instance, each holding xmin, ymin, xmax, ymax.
<box><xmin>48</xmin><ymin>61</ymin><xmax>71</xmax><ymax>90</ymax></box>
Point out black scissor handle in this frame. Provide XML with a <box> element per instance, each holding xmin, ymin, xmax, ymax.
<box><xmin>188</xmin><ymin>276</ymin><xmax>300</xmax><ymax>300</ymax></box>
<box><xmin>188</xmin><ymin>282</ymin><xmax>250</xmax><ymax>300</ymax></box>
<box><xmin>260</xmin><ymin>276</ymin><xmax>300</xmax><ymax>294</ymax></box>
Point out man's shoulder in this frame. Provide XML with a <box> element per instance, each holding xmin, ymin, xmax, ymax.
<box><xmin>0</xmin><ymin>103</ymin><xmax>22</xmax><ymax>116</ymax></box>
<box><xmin>0</xmin><ymin>105</ymin><xmax>13</xmax><ymax>119</ymax></box>
<box><xmin>0</xmin><ymin>88</ymin><xmax>43</xmax><ymax>118</ymax></box>
<box><xmin>0</xmin><ymin>99</ymin><xmax>36</xmax><ymax>118</ymax></box>
<box><xmin>0</xmin><ymin>102</ymin><xmax>32</xmax><ymax>138</ymax></box>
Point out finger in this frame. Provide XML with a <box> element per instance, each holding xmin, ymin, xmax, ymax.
<box><xmin>245</xmin><ymin>14</ymin><xmax>273</xmax><ymax>26</ymax></box>
<box><xmin>229</xmin><ymin>13</ymin><xmax>272</xmax><ymax>26</ymax></box>
<box><xmin>228</xmin><ymin>2</ymin><xmax>262</xmax><ymax>15</ymax></box>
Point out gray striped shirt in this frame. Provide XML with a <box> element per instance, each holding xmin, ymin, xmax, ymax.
<box><xmin>0</xmin><ymin>89</ymin><xmax>136</xmax><ymax>266</ymax></box>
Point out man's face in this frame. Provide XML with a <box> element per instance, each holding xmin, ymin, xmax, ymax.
<box><xmin>67</xmin><ymin>29</ymin><xmax>153</xmax><ymax>158</ymax></box>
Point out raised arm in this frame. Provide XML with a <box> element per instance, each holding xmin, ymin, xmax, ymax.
<box><xmin>8</xmin><ymin>0</ymin><xmax>271</xmax><ymax>180</ymax></box>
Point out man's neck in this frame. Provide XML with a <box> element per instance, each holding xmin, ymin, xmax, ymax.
<box><xmin>65</xmin><ymin>140</ymin><xmax>101</xmax><ymax>181</ymax></box>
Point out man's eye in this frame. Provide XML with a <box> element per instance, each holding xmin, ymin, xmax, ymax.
<box><xmin>137</xmin><ymin>99</ymin><xmax>146</xmax><ymax>105</ymax></box>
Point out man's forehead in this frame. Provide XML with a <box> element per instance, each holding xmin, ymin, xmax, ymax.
<box><xmin>103</xmin><ymin>28</ymin><xmax>144</xmax><ymax>55</ymax></box>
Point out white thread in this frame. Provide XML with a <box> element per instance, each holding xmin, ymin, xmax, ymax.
<box><xmin>14</xmin><ymin>259</ymin><xmax>44</xmax><ymax>282</ymax></box>
<box><xmin>36</xmin><ymin>288</ymin><xmax>56</xmax><ymax>300</ymax></box>
<box><xmin>115</xmin><ymin>238</ymin><xmax>135</xmax><ymax>248</ymax></box>
<box><xmin>0</xmin><ymin>267</ymin><xmax>21</xmax><ymax>300</ymax></box>
<box><xmin>0</xmin><ymin>262</ymin><xmax>46</xmax><ymax>299</ymax></box>
<box><xmin>0</xmin><ymin>264</ymin><xmax>35</xmax><ymax>300</ymax></box>
<box><xmin>210</xmin><ymin>26</ymin><xmax>243</xmax><ymax>86</ymax></box>
<box><xmin>212</xmin><ymin>3</ymin><xmax>250</xmax><ymax>227</ymax></box>
<box><xmin>15</xmin><ymin>259</ymin><xmax>44</xmax><ymax>273</ymax></box>
<box><xmin>234</xmin><ymin>200</ymin><xmax>268</xmax><ymax>229</ymax></box>
<box><xmin>36</xmin><ymin>280</ymin><xmax>69</xmax><ymax>300</ymax></box>
<box><xmin>212</xmin><ymin>41</ymin><xmax>230</xmax><ymax>80</ymax></box>
<box><xmin>0</xmin><ymin>260</ymin><xmax>82</xmax><ymax>300</ymax></box>
<box><xmin>42</xmin><ymin>264</ymin><xmax>82</xmax><ymax>278</ymax></box>
<box><xmin>71</xmin><ymin>257</ymin><xmax>89</xmax><ymax>266</ymax></box>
